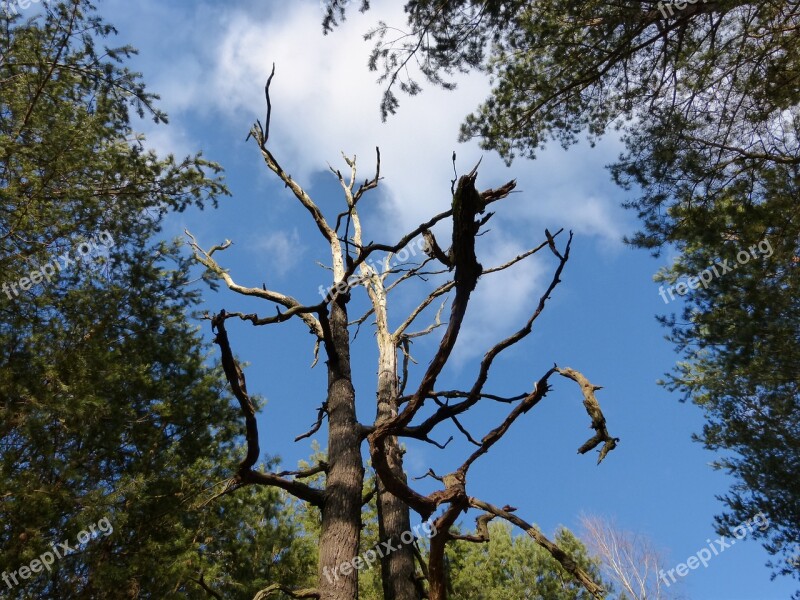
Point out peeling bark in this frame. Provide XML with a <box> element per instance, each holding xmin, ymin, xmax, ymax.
<box><xmin>375</xmin><ymin>307</ymin><xmax>419</xmax><ymax>600</ymax></box>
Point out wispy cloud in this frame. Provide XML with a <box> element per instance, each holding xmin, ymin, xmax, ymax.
<box><xmin>104</xmin><ymin>0</ymin><xmax>629</xmax><ymax>338</ymax></box>
<box><xmin>249</xmin><ymin>228</ymin><xmax>305</xmax><ymax>278</ymax></box>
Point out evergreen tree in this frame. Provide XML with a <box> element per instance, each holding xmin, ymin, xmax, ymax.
<box><xmin>446</xmin><ymin>521</ymin><xmax>610</xmax><ymax>599</ymax></box>
<box><xmin>1</xmin><ymin>2</ymin><xmax>312</xmax><ymax>597</ymax></box>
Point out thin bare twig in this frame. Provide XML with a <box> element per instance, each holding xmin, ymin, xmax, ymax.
<box><xmin>468</xmin><ymin>498</ymin><xmax>606</xmax><ymax>600</ymax></box>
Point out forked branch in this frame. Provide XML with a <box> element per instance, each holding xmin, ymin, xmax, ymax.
<box><xmin>187</xmin><ymin>230</ymin><xmax>324</xmax><ymax>339</ymax></box>
<box><xmin>211</xmin><ymin>311</ymin><xmax>324</xmax><ymax>507</ymax></box>
<box><xmin>557</xmin><ymin>367</ymin><xmax>619</xmax><ymax>464</ymax></box>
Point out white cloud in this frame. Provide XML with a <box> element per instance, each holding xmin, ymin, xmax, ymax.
<box><xmin>105</xmin><ymin>0</ymin><xmax>630</xmax><ymax>338</ymax></box>
<box><xmin>249</xmin><ymin>228</ymin><xmax>305</xmax><ymax>278</ymax></box>
<box><xmin>136</xmin><ymin>125</ymin><xmax>196</xmax><ymax>162</ymax></box>
<box><xmin>205</xmin><ymin>2</ymin><xmax>491</xmax><ymax>232</ymax></box>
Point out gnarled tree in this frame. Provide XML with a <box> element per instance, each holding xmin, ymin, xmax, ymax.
<box><xmin>188</xmin><ymin>73</ymin><xmax>618</xmax><ymax>600</ymax></box>
<box><xmin>326</xmin><ymin>1</ymin><xmax>800</xmax><ymax>584</ymax></box>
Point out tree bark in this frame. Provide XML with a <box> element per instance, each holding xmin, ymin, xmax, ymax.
<box><xmin>342</xmin><ymin>149</ymin><xmax>421</xmax><ymax>600</ymax></box>
<box><xmin>375</xmin><ymin>328</ymin><xmax>419</xmax><ymax>600</ymax></box>
<box><xmin>318</xmin><ymin>297</ymin><xmax>364</xmax><ymax>600</ymax></box>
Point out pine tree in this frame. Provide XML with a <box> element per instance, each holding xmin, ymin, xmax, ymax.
<box><xmin>1</xmin><ymin>2</ymin><xmax>312</xmax><ymax>597</ymax></box>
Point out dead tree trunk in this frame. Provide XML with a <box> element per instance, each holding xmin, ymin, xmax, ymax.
<box><xmin>375</xmin><ymin>356</ymin><xmax>419</xmax><ymax>600</ymax></box>
<box><xmin>191</xmin><ymin>99</ymin><xmax>368</xmax><ymax>597</ymax></box>
<box><xmin>318</xmin><ymin>296</ymin><xmax>364</xmax><ymax>600</ymax></box>
<box><xmin>371</xmin><ymin>279</ymin><xmax>419</xmax><ymax>600</ymax></box>
<box><xmin>336</xmin><ymin>156</ymin><xmax>422</xmax><ymax>600</ymax></box>
<box><xmin>189</xmin><ymin>71</ymin><xmax>618</xmax><ymax>600</ymax></box>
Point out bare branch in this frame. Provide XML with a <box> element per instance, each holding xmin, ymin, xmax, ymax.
<box><xmin>483</xmin><ymin>230</ymin><xmax>562</xmax><ymax>275</ymax></box>
<box><xmin>211</xmin><ymin>311</ymin><xmax>324</xmax><ymax>508</ymax></box>
<box><xmin>294</xmin><ymin>402</ymin><xmax>328</xmax><ymax>442</ymax></box>
<box><xmin>580</xmin><ymin>514</ymin><xmax>672</xmax><ymax>600</ymax></box>
<box><xmin>423</xmin><ymin>390</ymin><xmax>529</xmax><ymax>404</ymax></box>
<box><xmin>384</xmin><ymin>254</ymin><xmax>440</xmax><ymax>292</ymax></box>
<box><xmin>411</xmin><ymin>540</ymin><xmax>430</xmax><ymax>580</ymax></box>
<box><xmin>250</xmin><ymin>126</ymin><xmax>338</xmax><ymax>247</ymax></box>
<box><xmin>449</xmin><ymin>512</ymin><xmax>496</xmax><ymax>543</ymax></box>
<box><xmin>224</xmin><ymin>308</ymin><xmax>322</xmax><ymax>329</ymax></box>
<box><xmin>457</xmin><ymin>367</ymin><xmax>557</xmax><ymax>474</ymax></box>
<box><xmin>369</xmin><ymin>173</ymin><xmax>492</xmax><ymax>516</ymax></box>
<box><xmin>362</xmin><ymin>485</ymin><xmax>376</xmax><ymax>506</ymax></box>
<box><xmin>245</xmin><ymin>75</ymin><xmax>348</xmax><ymax>283</ymax></box>
<box><xmin>352</xmin><ymin>146</ymin><xmax>381</xmax><ymax>204</ymax></box>
<box><xmin>412</xmin><ymin>468</ymin><xmax>444</xmax><ymax>482</ymax></box>
<box><xmin>556</xmin><ymin>367</ymin><xmax>620</xmax><ymax>464</ymax></box>
<box><xmin>398</xmin><ymin>336</ymin><xmax>415</xmax><ymax>396</ymax></box>
<box><xmin>191</xmin><ymin>573</ymin><xmax>223</xmax><ymax>600</ymax></box>
<box><xmin>394</xmin><ymin>281</ymin><xmax>454</xmax><ymax>339</ymax></box>
<box><xmin>428</xmin><ymin>497</ymin><xmax>470</xmax><ymax>599</ymax></box>
<box><xmin>394</xmin><ymin>229</ymin><xmax>560</xmax><ymax>339</ymax></box>
<box><xmin>276</xmin><ymin>462</ymin><xmax>328</xmax><ymax>478</ymax></box>
<box><xmin>404</xmin><ymin>299</ymin><xmax>447</xmax><ymax>339</ymax></box>
<box><xmin>407</xmin><ymin>232</ymin><xmax>573</xmax><ymax>438</ymax></box>
<box><xmin>421</xmin><ymin>228</ymin><xmax>452</xmax><ymax>268</ymax></box>
<box><xmin>339</xmin><ymin>177</ymin><xmax>517</xmax><ymax>294</ymax></box>
<box><xmin>186</xmin><ymin>230</ymin><xmax>324</xmax><ymax>339</ymax></box>
<box><xmin>468</xmin><ymin>498</ymin><xmax>606</xmax><ymax>600</ymax></box>
<box><xmin>420</xmin><ymin>434</ymin><xmax>454</xmax><ymax>449</ymax></box>
<box><xmin>431</xmin><ymin>398</ymin><xmax>481</xmax><ymax>446</ymax></box>
<box><xmin>197</xmin><ymin>477</ymin><xmax>242</xmax><ymax>508</ymax></box>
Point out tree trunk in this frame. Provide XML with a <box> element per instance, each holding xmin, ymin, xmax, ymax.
<box><xmin>318</xmin><ymin>297</ymin><xmax>365</xmax><ymax>600</ymax></box>
<box><xmin>375</xmin><ymin>328</ymin><xmax>420</xmax><ymax>600</ymax></box>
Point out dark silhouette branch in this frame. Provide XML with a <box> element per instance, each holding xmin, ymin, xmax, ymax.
<box><xmin>192</xmin><ymin>573</ymin><xmax>223</xmax><ymax>600</ymax></box>
<box><xmin>295</xmin><ymin>402</ymin><xmax>328</xmax><ymax>442</ymax></box>
<box><xmin>406</xmin><ymin>232</ymin><xmax>573</xmax><ymax>439</ymax></box>
<box><xmin>211</xmin><ymin>311</ymin><xmax>324</xmax><ymax>508</ymax></box>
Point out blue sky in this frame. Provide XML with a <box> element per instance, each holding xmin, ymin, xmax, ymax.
<box><xmin>71</xmin><ymin>1</ymin><xmax>798</xmax><ymax>597</ymax></box>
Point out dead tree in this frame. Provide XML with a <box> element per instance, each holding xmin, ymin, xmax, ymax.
<box><xmin>187</xmin><ymin>73</ymin><xmax>619</xmax><ymax>600</ymax></box>
<box><xmin>361</xmin><ymin>169</ymin><xmax>618</xmax><ymax>600</ymax></box>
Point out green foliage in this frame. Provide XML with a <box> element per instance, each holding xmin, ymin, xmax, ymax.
<box><xmin>445</xmin><ymin>521</ymin><xmax>609</xmax><ymax>599</ymax></box>
<box><xmin>608</xmin><ymin>31</ymin><xmax>799</xmax><ymax>586</ymax></box>
<box><xmin>647</xmin><ymin>183</ymin><xmax>800</xmax><ymax>586</ymax></box>
<box><xmin>347</xmin><ymin>0</ymin><xmax>796</xmax><ymax>163</ymax></box>
<box><xmin>0</xmin><ymin>2</ymin><xmax>312</xmax><ymax>598</ymax></box>
<box><xmin>196</xmin><ymin>476</ymin><xmax>317</xmax><ymax>599</ymax></box>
